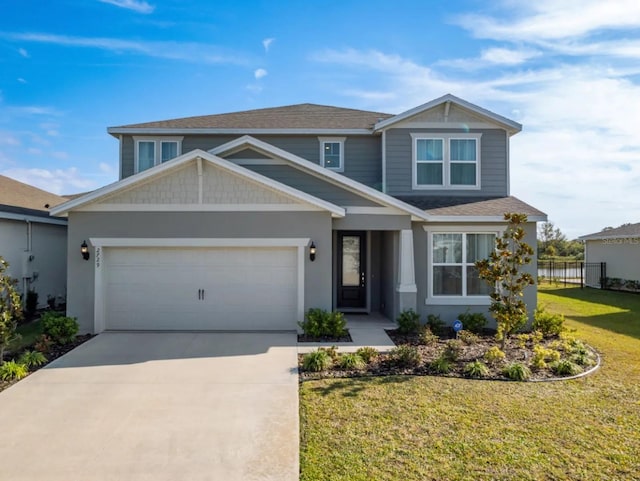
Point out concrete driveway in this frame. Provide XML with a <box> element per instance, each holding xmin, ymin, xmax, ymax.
<box><xmin>0</xmin><ymin>332</ymin><xmax>299</xmax><ymax>481</ymax></box>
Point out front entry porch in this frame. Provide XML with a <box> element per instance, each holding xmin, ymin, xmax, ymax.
<box><xmin>332</xmin><ymin>228</ymin><xmax>417</xmax><ymax>320</ymax></box>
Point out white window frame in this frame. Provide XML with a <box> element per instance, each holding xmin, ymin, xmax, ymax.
<box><xmin>411</xmin><ymin>133</ymin><xmax>481</xmax><ymax>190</ymax></box>
<box><xmin>134</xmin><ymin>136</ymin><xmax>183</xmax><ymax>173</ymax></box>
<box><xmin>424</xmin><ymin>225</ymin><xmax>501</xmax><ymax>305</ymax></box>
<box><xmin>318</xmin><ymin>137</ymin><xmax>346</xmax><ymax>172</ymax></box>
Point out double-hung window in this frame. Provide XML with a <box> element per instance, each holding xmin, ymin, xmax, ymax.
<box><xmin>318</xmin><ymin>137</ymin><xmax>345</xmax><ymax>172</ymax></box>
<box><xmin>134</xmin><ymin>137</ymin><xmax>183</xmax><ymax>173</ymax></box>
<box><xmin>412</xmin><ymin>133</ymin><xmax>481</xmax><ymax>189</ymax></box>
<box><xmin>431</xmin><ymin>232</ymin><xmax>495</xmax><ymax>298</ymax></box>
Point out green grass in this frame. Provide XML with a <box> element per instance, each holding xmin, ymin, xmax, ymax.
<box><xmin>8</xmin><ymin>320</ymin><xmax>43</xmax><ymax>353</ymax></box>
<box><xmin>300</xmin><ymin>286</ymin><xmax>640</xmax><ymax>480</ymax></box>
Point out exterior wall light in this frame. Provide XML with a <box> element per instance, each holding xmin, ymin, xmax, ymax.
<box><xmin>81</xmin><ymin>240</ymin><xmax>90</xmax><ymax>261</ymax></box>
<box><xmin>309</xmin><ymin>241</ymin><xmax>317</xmax><ymax>262</ymax></box>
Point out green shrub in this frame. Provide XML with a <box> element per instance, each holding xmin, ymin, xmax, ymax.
<box><xmin>531</xmin><ymin>345</ymin><xmax>561</xmax><ymax>370</ymax></box>
<box><xmin>34</xmin><ymin>334</ymin><xmax>53</xmax><ymax>354</ymax></box>
<box><xmin>426</xmin><ymin>314</ymin><xmax>446</xmax><ymax>336</ymax></box>
<box><xmin>17</xmin><ymin>350</ymin><xmax>47</xmax><ymax>368</ymax></box>
<box><xmin>42</xmin><ymin>311</ymin><xmax>78</xmax><ymax>345</ymax></box>
<box><xmin>318</xmin><ymin>345</ymin><xmax>339</xmax><ymax>361</ymax></box>
<box><xmin>298</xmin><ymin>308</ymin><xmax>347</xmax><ymax>338</ymax></box>
<box><xmin>457</xmin><ymin>330</ymin><xmax>479</xmax><ymax>345</ymax></box>
<box><xmin>356</xmin><ymin>346</ymin><xmax>379</xmax><ymax>364</ymax></box>
<box><xmin>429</xmin><ymin>355</ymin><xmax>452</xmax><ymax>374</ymax></box>
<box><xmin>418</xmin><ymin>326</ymin><xmax>439</xmax><ymax>345</ymax></box>
<box><xmin>502</xmin><ymin>362</ymin><xmax>531</xmax><ymax>381</ymax></box>
<box><xmin>326</xmin><ymin>311</ymin><xmax>348</xmax><ymax>338</ymax></box>
<box><xmin>567</xmin><ymin>339</ymin><xmax>589</xmax><ymax>356</ymax></box>
<box><xmin>484</xmin><ymin>346</ymin><xmax>506</xmax><ymax>365</ymax></box>
<box><xmin>552</xmin><ymin>359</ymin><xmax>581</xmax><ymax>376</ymax></box>
<box><xmin>0</xmin><ymin>360</ymin><xmax>28</xmax><ymax>381</ymax></box>
<box><xmin>464</xmin><ymin>360</ymin><xmax>489</xmax><ymax>378</ymax></box>
<box><xmin>389</xmin><ymin>345</ymin><xmax>421</xmax><ymax>368</ymax></box>
<box><xmin>302</xmin><ymin>350</ymin><xmax>333</xmax><ymax>372</ymax></box>
<box><xmin>571</xmin><ymin>352</ymin><xmax>595</xmax><ymax>367</ymax></box>
<box><xmin>457</xmin><ymin>310</ymin><xmax>487</xmax><ymax>334</ymax></box>
<box><xmin>396</xmin><ymin>309</ymin><xmax>421</xmax><ymax>335</ymax></box>
<box><xmin>533</xmin><ymin>307</ymin><xmax>566</xmax><ymax>337</ymax></box>
<box><xmin>338</xmin><ymin>353</ymin><xmax>366</xmax><ymax>370</ymax></box>
<box><xmin>443</xmin><ymin>339</ymin><xmax>464</xmax><ymax>361</ymax></box>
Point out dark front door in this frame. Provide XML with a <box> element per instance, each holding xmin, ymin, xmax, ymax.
<box><xmin>337</xmin><ymin>231</ymin><xmax>366</xmax><ymax>309</ymax></box>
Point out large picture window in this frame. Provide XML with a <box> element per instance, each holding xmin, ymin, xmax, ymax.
<box><xmin>432</xmin><ymin>232</ymin><xmax>495</xmax><ymax>297</ymax></box>
<box><xmin>412</xmin><ymin>133</ymin><xmax>481</xmax><ymax>189</ymax></box>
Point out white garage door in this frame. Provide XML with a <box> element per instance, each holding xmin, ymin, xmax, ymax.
<box><xmin>105</xmin><ymin>247</ymin><xmax>298</xmax><ymax>330</ymax></box>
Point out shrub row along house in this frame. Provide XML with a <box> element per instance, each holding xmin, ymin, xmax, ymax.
<box><xmin>50</xmin><ymin>94</ymin><xmax>547</xmax><ymax>333</ymax></box>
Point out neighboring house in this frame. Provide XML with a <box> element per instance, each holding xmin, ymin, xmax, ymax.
<box><xmin>51</xmin><ymin>94</ymin><xmax>547</xmax><ymax>334</ymax></box>
<box><xmin>0</xmin><ymin>175</ymin><xmax>68</xmax><ymax>308</ymax></box>
<box><xmin>579</xmin><ymin>223</ymin><xmax>640</xmax><ymax>286</ymax></box>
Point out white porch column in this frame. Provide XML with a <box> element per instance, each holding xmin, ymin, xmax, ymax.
<box><xmin>396</xmin><ymin>229</ymin><xmax>417</xmax><ymax>312</ymax></box>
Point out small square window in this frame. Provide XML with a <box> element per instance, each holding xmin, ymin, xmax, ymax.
<box><xmin>319</xmin><ymin>137</ymin><xmax>345</xmax><ymax>172</ymax></box>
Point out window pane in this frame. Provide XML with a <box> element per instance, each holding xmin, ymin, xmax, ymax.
<box><xmin>450</xmin><ymin>139</ymin><xmax>476</xmax><ymax>161</ymax></box>
<box><xmin>433</xmin><ymin>234</ymin><xmax>462</xmax><ymax>263</ymax></box>
<box><xmin>433</xmin><ymin>266</ymin><xmax>462</xmax><ymax>295</ymax></box>
<box><xmin>467</xmin><ymin>265</ymin><xmax>492</xmax><ymax>295</ymax></box>
<box><xmin>323</xmin><ymin>142</ymin><xmax>341</xmax><ymax>168</ymax></box>
<box><xmin>467</xmin><ymin>234</ymin><xmax>495</xmax><ymax>263</ymax></box>
<box><xmin>138</xmin><ymin>142</ymin><xmax>155</xmax><ymax>171</ymax></box>
<box><xmin>342</xmin><ymin>236</ymin><xmax>360</xmax><ymax>286</ymax></box>
<box><xmin>417</xmin><ymin>163</ymin><xmax>443</xmax><ymax>185</ymax></box>
<box><xmin>451</xmin><ymin>163</ymin><xmax>476</xmax><ymax>185</ymax></box>
<box><xmin>416</xmin><ymin>139</ymin><xmax>443</xmax><ymax>161</ymax></box>
<box><xmin>161</xmin><ymin>142</ymin><xmax>178</xmax><ymax>162</ymax></box>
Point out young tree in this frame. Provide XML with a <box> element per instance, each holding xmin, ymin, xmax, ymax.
<box><xmin>0</xmin><ymin>256</ymin><xmax>23</xmax><ymax>363</ymax></box>
<box><xmin>476</xmin><ymin>213</ymin><xmax>534</xmax><ymax>348</ymax></box>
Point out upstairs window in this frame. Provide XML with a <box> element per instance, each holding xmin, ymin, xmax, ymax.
<box><xmin>412</xmin><ymin>133</ymin><xmax>481</xmax><ymax>189</ymax></box>
<box><xmin>318</xmin><ymin>137</ymin><xmax>346</xmax><ymax>172</ymax></box>
<box><xmin>134</xmin><ymin>137</ymin><xmax>183</xmax><ymax>173</ymax></box>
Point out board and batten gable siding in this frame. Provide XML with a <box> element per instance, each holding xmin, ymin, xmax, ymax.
<box><xmin>120</xmin><ymin>134</ymin><xmax>382</xmax><ymax>188</ymax></box>
<box><xmin>384</xmin><ymin>128</ymin><xmax>508</xmax><ymax>197</ymax></box>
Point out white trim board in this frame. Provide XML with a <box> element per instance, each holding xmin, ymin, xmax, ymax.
<box><xmin>209</xmin><ymin>135</ymin><xmax>432</xmax><ymax>221</ymax></box>
<box><xmin>78</xmin><ymin>204</ymin><xmax>326</xmax><ymax>213</ymax></box>
<box><xmin>50</xmin><ymin>149</ymin><xmax>345</xmax><ymax>218</ymax></box>
<box><xmin>0</xmin><ymin>211</ymin><xmax>67</xmax><ymax>226</ymax></box>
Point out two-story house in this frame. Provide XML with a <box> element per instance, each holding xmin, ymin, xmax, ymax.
<box><xmin>51</xmin><ymin>94</ymin><xmax>546</xmax><ymax>333</ymax></box>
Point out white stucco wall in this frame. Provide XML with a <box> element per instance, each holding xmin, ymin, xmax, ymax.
<box><xmin>0</xmin><ymin>218</ymin><xmax>67</xmax><ymax>308</ymax></box>
<box><xmin>585</xmin><ymin>238</ymin><xmax>640</xmax><ymax>281</ymax></box>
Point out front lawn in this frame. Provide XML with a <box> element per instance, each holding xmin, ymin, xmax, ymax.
<box><xmin>300</xmin><ymin>286</ymin><xmax>640</xmax><ymax>480</ymax></box>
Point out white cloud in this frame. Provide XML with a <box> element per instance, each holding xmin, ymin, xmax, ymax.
<box><xmin>480</xmin><ymin>47</ymin><xmax>540</xmax><ymax>65</ymax></box>
<box><xmin>27</xmin><ymin>147</ymin><xmax>42</xmax><ymax>155</ymax></box>
<box><xmin>455</xmin><ymin>0</ymin><xmax>640</xmax><ymax>42</ymax></box>
<box><xmin>98</xmin><ymin>0</ymin><xmax>155</xmax><ymax>14</ymax></box>
<box><xmin>263</xmin><ymin>38</ymin><xmax>274</xmax><ymax>52</ymax></box>
<box><xmin>1</xmin><ymin>167</ymin><xmax>97</xmax><ymax>195</ymax></box>
<box><xmin>17</xmin><ymin>77</ymin><xmax>27</xmax><ymax>84</ymax></box>
<box><xmin>0</xmin><ymin>133</ymin><xmax>20</xmax><ymax>146</ymax></box>
<box><xmin>18</xmin><ymin>47</ymin><xmax>29</xmax><ymax>58</ymax></box>
<box><xmin>99</xmin><ymin>162</ymin><xmax>116</xmax><ymax>174</ymax></box>
<box><xmin>0</xmin><ymin>32</ymin><xmax>246</xmax><ymax>65</ymax></box>
<box><xmin>245</xmin><ymin>84</ymin><xmax>263</xmax><ymax>93</ymax></box>
<box><xmin>313</xmin><ymin>48</ymin><xmax>640</xmax><ymax>238</ymax></box>
<box><xmin>52</xmin><ymin>151</ymin><xmax>69</xmax><ymax>160</ymax></box>
<box><xmin>254</xmin><ymin>68</ymin><xmax>268</xmax><ymax>79</ymax></box>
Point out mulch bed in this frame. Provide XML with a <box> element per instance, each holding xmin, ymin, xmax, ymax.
<box><xmin>299</xmin><ymin>329</ymin><xmax>598</xmax><ymax>382</ymax></box>
<box><xmin>0</xmin><ymin>334</ymin><xmax>94</xmax><ymax>393</ymax></box>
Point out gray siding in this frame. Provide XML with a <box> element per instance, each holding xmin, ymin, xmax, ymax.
<box><xmin>67</xmin><ymin>211</ymin><xmax>332</xmax><ymax>333</ymax></box>
<box><xmin>385</xmin><ymin>128</ymin><xmax>508</xmax><ymax>197</ymax></box>
<box><xmin>380</xmin><ymin>230</ymin><xmax>398</xmax><ymax>319</ymax></box>
<box><xmin>120</xmin><ymin>134</ymin><xmax>382</xmax><ymax>188</ymax></box>
<box><xmin>415</xmin><ymin>221</ymin><xmax>538</xmax><ymax>328</ymax></box>
<box><xmin>245</xmin><ymin>164</ymin><xmax>378</xmax><ymax>207</ymax></box>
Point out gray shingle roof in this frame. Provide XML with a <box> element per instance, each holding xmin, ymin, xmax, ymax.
<box><xmin>396</xmin><ymin>196</ymin><xmax>547</xmax><ymax>218</ymax></box>
<box><xmin>112</xmin><ymin>103</ymin><xmax>394</xmax><ymax>130</ymax></box>
<box><xmin>579</xmin><ymin>222</ymin><xmax>640</xmax><ymax>240</ymax></box>
<box><xmin>0</xmin><ymin>175</ymin><xmax>67</xmax><ymax>212</ymax></box>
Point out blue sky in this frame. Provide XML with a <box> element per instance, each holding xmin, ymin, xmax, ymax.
<box><xmin>1</xmin><ymin>0</ymin><xmax>639</xmax><ymax>237</ymax></box>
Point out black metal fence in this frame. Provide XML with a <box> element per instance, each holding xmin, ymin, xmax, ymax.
<box><xmin>537</xmin><ymin>260</ymin><xmax>606</xmax><ymax>288</ymax></box>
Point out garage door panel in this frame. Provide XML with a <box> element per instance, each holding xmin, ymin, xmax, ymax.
<box><xmin>105</xmin><ymin>247</ymin><xmax>298</xmax><ymax>330</ymax></box>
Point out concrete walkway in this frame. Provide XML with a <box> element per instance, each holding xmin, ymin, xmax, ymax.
<box><xmin>297</xmin><ymin>313</ymin><xmax>397</xmax><ymax>353</ymax></box>
<box><xmin>0</xmin><ymin>332</ymin><xmax>299</xmax><ymax>481</ymax></box>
